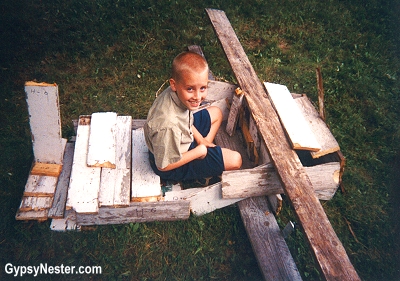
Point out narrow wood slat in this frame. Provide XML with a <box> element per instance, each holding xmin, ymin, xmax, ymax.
<box><xmin>225</xmin><ymin>91</ymin><xmax>244</xmax><ymax>136</ymax></box>
<box><xmin>31</xmin><ymin>162</ymin><xmax>63</xmax><ymax>177</ymax></box>
<box><xmin>99</xmin><ymin>116</ymin><xmax>132</xmax><ymax>207</ymax></box>
<box><xmin>293</xmin><ymin>95</ymin><xmax>340</xmax><ymax>158</ymax></box>
<box><xmin>238</xmin><ymin>197</ymin><xmax>302</xmax><ymax>281</ymax></box>
<box><xmin>48</xmin><ymin>142</ymin><xmax>75</xmax><ymax>218</ymax></box>
<box><xmin>264</xmin><ymin>82</ymin><xmax>321</xmax><ymax>151</ymax></box>
<box><xmin>24</xmin><ymin>82</ymin><xmax>64</xmax><ymax>164</ymax></box>
<box><xmin>131</xmin><ymin>128</ymin><xmax>161</xmax><ymax>199</ymax></box>
<box><xmin>66</xmin><ymin>116</ymin><xmax>101</xmax><ymax>214</ymax></box>
<box><xmin>23</xmin><ymin>175</ymin><xmax>58</xmax><ymax>197</ymax></box>
<box><xmin>15</xmin><ymin>209</ymin><xmax>48</xmax><ymax>221</ymax></box>
<box><xmin>206</xmin><ymin>9</ymin><xmax>360</xmax><ymax>280</ymax></box>
<box><xmin>18</xmin><ymin>196</ymin><xmax>53</xmax><ymax>212</ymax></box>
<box><xmin>87</xmin><ymin>112</ymin><xmax>117</xmax><ymax>168</ymax></box>
<box><xmin>76</xmin><ymin>201</ymin><xmax>190</xmax><ymax>225</ymax></box>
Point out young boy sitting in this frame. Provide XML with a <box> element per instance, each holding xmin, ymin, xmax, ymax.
<box><xmin>144</xmin><ymin>51</ymin><xmax>242</xmax><ymax>182</ymax></box>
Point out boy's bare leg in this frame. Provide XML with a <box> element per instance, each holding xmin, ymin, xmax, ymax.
<box><xmin>205</xmin><ymin>106</ymin><xmax>222</xmax><ymax>143</ymax></box>
<box><xmin>221</xmin><ymin>148</ymin><xmax>242</xmax><ymax>170</ymax></box>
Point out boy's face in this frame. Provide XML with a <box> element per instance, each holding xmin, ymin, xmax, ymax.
<box><xmin>170</xmin><ymin>68</ymin><xmax>208</xmax><ymax>111</ymax></box>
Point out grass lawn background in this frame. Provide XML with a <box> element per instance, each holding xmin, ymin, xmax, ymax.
<box><xmin>0</xmin><ymin>0</ymin><xmax>399</xmax><ymax>280</ymax></box>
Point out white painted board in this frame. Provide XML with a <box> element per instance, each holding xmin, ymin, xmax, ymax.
<box><xmin>264</xmin><ymin>82</ymin><xmax>321</xmax><ymax>151</ymax></box>
<box><xmin>87</xmin><ymin>112</ymin><xmax>117</xmax><ymax>168</ymax></box>
<box><xmin>99</xmin><ymin>116</ymin><xmax>132</xmax><ymax>206</ymax></box>
<box><xmin>131</xmin><ymin>128</ymin><xmax>161</xmax><ymax>198</ymax></box>
<box><xmin>66</xmin><ymin>116</ymin><xmax>101</xmax><ymax>214</ymax></box>
<box><xmin>25</xmin><ymin>82</ymin><xmax>64</xmax><ymax>164</ymax></box>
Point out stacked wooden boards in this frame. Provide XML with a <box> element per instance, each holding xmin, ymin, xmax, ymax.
<box><xmin>16</xmin><ymin>82</ymin><xmax>67</xmax><ymax>221</ymax></box>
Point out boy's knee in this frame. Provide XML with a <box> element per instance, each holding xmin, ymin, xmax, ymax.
<box><xmin>233</xmin><ymin>151</ymin><xmax>242</xmax><ymax>169</ymax></box>
<box><xmin>223</xmin><ymin>150</ymin><xmax>242</xmax><ymax>170</ymax></box>
<box><xmin>207</xmin><ymin>106</ymin><xmax>222</xmax><ymax>121</ymax></box>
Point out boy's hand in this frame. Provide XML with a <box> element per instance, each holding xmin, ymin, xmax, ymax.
<box><xmin>196</xmin><ymin>137</ymin><xmax>216</xmax><ymax>148</ymax></box>
<box><xmin>192</xmin><ymin>125</ymin><xmax>216</xmax><ymax>148</ymax></box>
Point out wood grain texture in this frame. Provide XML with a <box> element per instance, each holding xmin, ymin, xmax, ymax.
<box><xmin>206</xmin><ymin>9</ymin><xmax>360</xmax><ymax>280</ymax></box>
<box><xmin>76</xmin><ymin>201</ymin><xmax>190</xmax><ymax>225</ymax></box>
<box><xmin>238</xmin><ymin>197</ymin><xmax>302</xmax><ymax>281</ymax></box>
<box><xmin>293</xmin><ymin>95</ymin><xmax>340</xmax><ymax>158</ymax></box>
<box><xmin>48</xmin><ymin>142</ymin><xmax>75</xmax><ymax>218</ymax></box>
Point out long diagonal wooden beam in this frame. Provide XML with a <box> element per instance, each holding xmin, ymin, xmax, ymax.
<box><xmin>206</xmin><ymin>9</ymin><xmax>360</xmax><ymax>281</ymax></box>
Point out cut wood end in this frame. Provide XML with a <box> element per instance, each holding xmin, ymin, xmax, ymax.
<box><xmin>292</xmin><ymin>143</ymin><xmax>321</xmax><ymax>152</ymax></box>
<box><xmin>131</xmin><ymin>196</ymin><xmax>162</xmax><ymax>202</ymax></box>
<box><xmin>79</xmin><ymin>116</ymin><xmax>91</xmax><ymax>125</ymax></box>
<box><xmin>31</xmin><ymin>162</ymin><xmax>63</xmax><ymax>177</ymax></box>
<box><xmin>235</xmin><ymin>87</ymin><xmax>244</xmax><ymax>96</ymax></box>
<box><xmin>87</xmin><ymin>161</ymin><xmax>116</xmax><ymax>169</ymax></box>
<box><xmin>25</xmin><ymin>81</ymin><xmax>57</xmax><ymax>87</ymax></box>
<box><xmin>311</xmin><ymin>146</ymin><xmax>340</xmax><ymax>159</ymax></box>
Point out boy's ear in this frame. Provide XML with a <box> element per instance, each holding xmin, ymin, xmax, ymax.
<box><xmin>169</xmin><ymin>78</ymin><xmax>177</xmax><ymax>91</ymax></box>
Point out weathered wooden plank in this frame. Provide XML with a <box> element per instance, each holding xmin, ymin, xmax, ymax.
<box><xmin>222</xmin><ymin>164</ymin><xmax>282</xmax><ymax>198</ymax></box>
<box><xmin>87</xmin><ymin>112</ymin><xmax>117</xmax><ymax>168</ymax></box>
<box><xmin>222</xmin><ymin>163</ymin><xmax>340</xmax><ymax>200</ymax></box>
<box><xmin>293</xmin><ymin>95</ymin><xmax>340</xmax><ymax>158</ymax></box>
<box><xmin>15</xmin><ymin>209</ymin><xmax>48</xmax><ymax>221</ymax></box>
<box><xmin>30</xmin><ymin>162</ymin><xmax>63</xmax><ymax>177</ymax></box>
<box><xmin>206</xmin><ymin>9</ymin><xmax>360</xmax><ymax>280</ymax></box>
<box><xmin>99</xmin><ymin>116</ymin><xmax>132</xmax><ymax>207</ymax></box>
<box><xmin>18</xmin><ymin>196</ymin><xmax>53</xmax><ymax>212</ymax></box>
<box><xmin>66</xmin><ymin>116</ymin><xmax>101</xmax><ymax>214</ymax></box>
<box><xmin>24</xmin><ymin>81</ymin><xmax>64</xmax><ymax>164</ymax></box>
<box><xmin>264</xmin><ymin>82</ymin><xmax>321</xmax><ymax>152</ymax></box>
<box><xmin>226</xmin><ymin>89</ymin><xmax>244</xmax><ymax>136</ymax></box>
<box><xmin>23</xmin><ymin>175</ymin><xmax>58</xmax><ymax>197</ymax></box>
<box><xmin>238</xmin><ymin>197</ymin><xmax>302</xmax><ymax>281</ymax></box>
<box><xmin>184</xmin><ymin>183</ymin><xmax>244</xmax><ymax>216</ymax></box>
<box><xmin>131</xmin><ymin>128</ymin><xmax>161</xmax><ymax>199</ymax></box>
<box><xmin>188</xmin><ymin>45</ymin><xmax>215</xmax><ymax>80</ymax></box>
<box><xmin>48</xmin><ymin>142</ymin><xmax>75</xmax><ymax>218</ymax></box>
<box><xmin>50</xmin><ymin>210</ymin><xmax>79</xmax><ymax>231</ymax></box>
<box><xmin>76</xmin><ymin>201</ymin><xmax>190</xmax><ymax>225</ymax></box>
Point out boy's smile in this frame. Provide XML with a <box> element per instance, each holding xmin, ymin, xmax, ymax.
<box><xmin>170</xmin><ymin>68</ymin><xmax>209</xmax><ymax>111</ymax></box>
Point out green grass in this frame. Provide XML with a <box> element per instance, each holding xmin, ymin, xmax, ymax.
<box><xmin>1</xmin><ymin>0</ymin><xmax>399</xmax><ymax>280</ymax></box>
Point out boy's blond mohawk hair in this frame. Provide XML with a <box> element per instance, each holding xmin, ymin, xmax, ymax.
<box><xmin>171</xmin><ymin>51</ymin><xmax>209</xmax><ymax>82</ymax></box>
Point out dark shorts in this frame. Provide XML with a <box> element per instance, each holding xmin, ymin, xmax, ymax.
<box><xmin>149</xmin><ymin>109</ymin><xmax>224</xmax><ymax>181</ymax></box>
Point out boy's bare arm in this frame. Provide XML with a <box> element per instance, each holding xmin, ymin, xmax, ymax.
<box><xmin>191</xmin><ymin>125</ymin><xmax>216</xmax><ymax>148</ymax></box>
<box><xmin>158</xmin><ymin>144</ymin><xmax>207</xmax><ymax>171</ymax></box>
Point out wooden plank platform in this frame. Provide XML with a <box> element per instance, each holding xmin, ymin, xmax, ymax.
<box><xmin>206</xmin><ymin>8</ymin><xmax>360</xmax><ymax>280</ymax></box>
